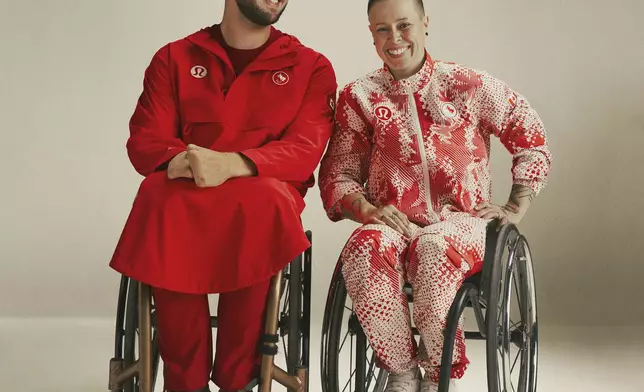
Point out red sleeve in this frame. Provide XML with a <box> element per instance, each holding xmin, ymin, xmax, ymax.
<box><xmin>318</xmin><ymin>85</ymin><xmax>373</xmax><ymax>221</ymax></box>
<box><xmin>474</xmin><ymin>70</ymin><xmax>552</xmax><ymax>196</ymax></box>
<box><xmin>126</xmin><ymin>45</ymin><xmax>186</xmax><ymax>176</ymax></box>
<box><xmin>240</xmin><ymin>55</ymin><xmax>338</xmax><ymax>183</ymax></box>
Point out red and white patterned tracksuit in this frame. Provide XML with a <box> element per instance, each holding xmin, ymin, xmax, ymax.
<box><xmin>318</xmin><ymin>53</ymin><xmax>552</xmax><ymax>382</ymax></box>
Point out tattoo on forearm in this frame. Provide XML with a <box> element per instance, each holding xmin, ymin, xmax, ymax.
<box><xmin>340</xmin><ymin>197</ymin><xmax>364</xmax><ymax>221</ymax></box>
<box><xmin>508</xmin><ymin>184</ymin><xmax>535</xmax><ymax>209</ymax></box>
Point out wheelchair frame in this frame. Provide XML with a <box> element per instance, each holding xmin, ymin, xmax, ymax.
<box><xmin>108</xmin><ymin>231</ymin><xmax>314</xmax><ymax>392</ymax></box>
<box><xmin>320</xmin><ymin>220</ymin><xmax>539</xmax><ymax>392</ymax></box>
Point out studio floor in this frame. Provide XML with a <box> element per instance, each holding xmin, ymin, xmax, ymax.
<box><xmin>0</xmin><ymin>318</ymin><xmax>642</xmax><ymax>392</ymax></box>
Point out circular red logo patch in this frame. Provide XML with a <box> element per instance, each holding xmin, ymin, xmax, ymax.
<box><xmin>374</xmin><ymin>105</ymin><xmax>393</xmax><ymax>121</ymax></box>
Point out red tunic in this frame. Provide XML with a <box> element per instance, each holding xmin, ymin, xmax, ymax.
<box><xmin>109</xmin><ymin>25</ymin><xmax>337</xmax><ymax>294</ymax></box>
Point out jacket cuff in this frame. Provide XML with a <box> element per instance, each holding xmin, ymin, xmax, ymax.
<box><xmin>324</xmin><ymin>182</ymin><xmax>367</xmax><ymax>221</ymax></box>
<box><xmin>512</xmin><ymin>178</ymin><xmax>547</xmax><ymax>197</ymax></box>
<box><xmin>239</xmin><ymin>149</ymin><xmax>269</xmax><ymax>177</ymax></box>
<box><xmin>154</xmin><ymin>147</ymin><xmax>186</xmax><ymax>172</ymax></box>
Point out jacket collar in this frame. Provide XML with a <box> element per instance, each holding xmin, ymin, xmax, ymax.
<box><xmin>381</xmin><ymin>51</ymin><xmax>435</xmax><ymax>93</ymax></box>
<box><xmin>186</xmin><ymin>25</ymin><xmax>301</xmax><ymax>72</ymax></box>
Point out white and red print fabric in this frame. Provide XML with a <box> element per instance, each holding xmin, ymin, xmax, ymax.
<box><xmin>318</xmin><ymin>53</ymin><xmax>552</xmax><ymax>381</ymax></box>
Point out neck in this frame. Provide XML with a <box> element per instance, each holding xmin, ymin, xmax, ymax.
<box><xmin>390</xmin><ymin>53</ymin><xmax>426</xmax><ymax>80</ymax></box>
<box><xmin>220</xmin><ymin>4</ymin><xmax>271</xmax><ymax>49</ymax></box>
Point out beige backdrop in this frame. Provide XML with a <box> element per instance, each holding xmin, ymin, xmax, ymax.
<box><xmin>1</xmin><ymin>0</ymin><xmax>642</xmax><ymax>327</ymax></box>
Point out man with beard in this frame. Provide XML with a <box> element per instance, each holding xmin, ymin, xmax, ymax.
<box><xmin>108</xmin><ymin>1</ymin><xmax>337</xmax><ymax>391</ymax></box>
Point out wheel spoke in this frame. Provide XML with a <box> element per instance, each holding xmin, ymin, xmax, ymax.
<box><xmin>342</xmin><ymin>367</ymin><xmax>357</xmax><ymax>392</ymax></box>
<box><xmin>339</xmin><ymin>329</ymin><xmax>352</xmax><ymax>352</ymax></box>
<box><xmin>513</xmin><ymin>275</ymin><xmax>524</xmax><ymax>319</ymax></box>
<box><xmin>511</xmin><ymin>345</ymin><xmax>521</xmax><ymax>373</ymax></box>
<box><xmin>350</xmin><ymin>330</ymin><xmax>354</xmax><ymax>392</ymax></box>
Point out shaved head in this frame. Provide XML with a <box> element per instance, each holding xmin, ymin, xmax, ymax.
<box><xmin>367</xmin><ymin>0</ymin><xmax>425</xmax><ymax>16</ymax></box>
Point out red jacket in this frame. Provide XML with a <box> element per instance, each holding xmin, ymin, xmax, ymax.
<box><xmin>109</xmin><ymin>26</ymin><xmax>337</xmax><ymax>294</ymax></box>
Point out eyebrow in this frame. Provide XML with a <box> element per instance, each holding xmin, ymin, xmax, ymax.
<box><xmin>375</xmin><ymin>17</ymin><xmax>409</xmax><ymax>25</ymax></box>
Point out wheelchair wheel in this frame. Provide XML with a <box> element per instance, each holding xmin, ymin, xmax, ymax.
<box><xmin>113</xmin><ymin>276</ymin><xmax>161</xmax><ymax>392</ymax></box>
<box><xmin>321</xmin><ymin>262</ymin><xmax>388</xmax><ymax>392</ymax></box>
<box><xmin>276</xmin><ymin>231</ymin><xmax>312</xmax><ymax>385</ymax></box>
<box><xmin>485</xmin><ymin>224</ymin><xmax>538</xmax><ymax>392</ymax></box>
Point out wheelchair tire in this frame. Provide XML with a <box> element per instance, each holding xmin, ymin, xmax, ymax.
<box><xmin>320</xmin><ymin>262</ymin><xmax>388</xmax><ymax>392</ymax></box>
<box><xmin>113</xmin><ymin>276</ymin><xmax>161</xmax><ymax>392</ymax></box>
<box><xmin>485</xmin><ymin>224</ymin><xmax>539</xmax><ymax>392</ymax></box>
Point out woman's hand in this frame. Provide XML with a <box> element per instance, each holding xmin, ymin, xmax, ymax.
<box><xmin>474</xmin><ymin>184</ymin><xmax>536</xmax><ymax>226</ymax></box>
<box><xmin>473</xmin><ymin>202</ymin><xmax>522</xmax><ymax>225</ymax></box>
<box><xmin>364</xmin><ymin>204</ymin><xmax>413</xmax><ymax>238</ymax></box>
<box><xmin>339</xmin><ymin>194</ymin><xmax>413</xmax><ymax>238</ymax></box>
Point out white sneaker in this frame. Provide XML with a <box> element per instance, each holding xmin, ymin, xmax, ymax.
<box><xmin>420</xmin><ymin>377</ymin><xmax>457</xmax><ymax>392</ymax></box>
<box><xmin>384</xmin><ymin>368</ymin><xmax>421</xmax><ymax>392</ymax></box>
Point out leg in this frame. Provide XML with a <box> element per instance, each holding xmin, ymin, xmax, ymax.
<box><xmin>152</xmin><ymin>287</ymin><xmax>212</xmax><ymax>392</ymax></box>
<box><xmin>406</xmin><ymin>214</ymin><xmax>487</xmax><ymax>384</ymax></box>
<box><xmin>212</xmin><ymin>279</ymin><xmax>272</xmax><ymax>391</ymax></box>
<box><xmin>340</xmin><ymin>224</ymin><xmax>418</xmax><ymax>375</ymax></box>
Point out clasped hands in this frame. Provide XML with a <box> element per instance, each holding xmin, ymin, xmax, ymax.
<box><xmin>166</xmin><ymin>144</ymin><xmax>253</xmax><ymax>187</ymax></box>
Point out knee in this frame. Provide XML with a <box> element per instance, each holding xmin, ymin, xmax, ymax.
<box><xmin>237</xmin><ymin>176</ymin><xmax>284</xmax><ymax>197</ymax></box>
<box><xmin>230</xmin><ymin>177</ymin><xmax>300</xmax><ymax>210</ymax></box>
<box><xmin>411</xmin><ymin>232</ymin><xmax>445</xmax><ymax>256</ymax></box>
<box><xmin>341</xmin><ymin>224</ymin><xmax>402</xmax><ymax>258</ymax></box>
<box><xmin>409</xmin><ymin>232</ymin><xmax>471</xmax><ymax>279</ymax></box>
<box><xmin>340</xmin><ymin>224</ymin><xmax>408</xmax><ymax>282</ymax></box>
<box><xmin>407</xmin><ymin>233</ymin><xmax>449</xmax><ymax>275</ymax></box>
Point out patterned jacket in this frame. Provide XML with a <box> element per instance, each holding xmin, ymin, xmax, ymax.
<box><xmin>319</xmin><ymin>53</ymin><xmax>552</xmax><ymax>226</ymax></box>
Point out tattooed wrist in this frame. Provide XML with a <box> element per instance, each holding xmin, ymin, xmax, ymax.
<box><xmin>340</xmin><ymin>193</ymin><xmax>369</xmax><ymax>222</ymax></box>
<box><xmin>509</xmin><ymin>184</ymin><xmax>535</xmax><ymax>206</ymax></box>
<box><xmin>504</xmin><ymin>184</ymin><xmax>535</xmax><ymax>219</ymax></box>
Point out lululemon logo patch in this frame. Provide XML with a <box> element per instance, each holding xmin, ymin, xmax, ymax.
<box><xmin>191</xmin><ymin>65</ymin><xmax>207</xmax><ymax>79</ymax></box>
<box><xmin>272</xmin><ymin>71</ymin><xmax>289</xmax><ymax>85</ymax></box>
<box><xmin>374</xmin><ymin>105</ymin><xmax>392</xmax><ymax>121</ymax></box>
<box><xmin>440</xmin><ymin>102</ymin><xmax>458</xmax><ymax>119</ymax></box>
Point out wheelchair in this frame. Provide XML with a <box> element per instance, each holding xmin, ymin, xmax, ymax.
<box><xmin>108</xmin><ymin>231</ymin><xmax>314</xmax><ymax>392</ymax></box>
<box><xmin>320</xmin><ymin>220</ymin><xmax>538</xmax><ymax>392</ymax></box>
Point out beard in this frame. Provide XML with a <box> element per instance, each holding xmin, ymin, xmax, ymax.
<box><xmin>236</xmin><ymin>0</ymin><xmax>286</xmax><ymax>26</ymax></box>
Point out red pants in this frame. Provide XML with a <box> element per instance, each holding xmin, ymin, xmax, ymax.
<box><xmin>153</xmin><ymin>279</ymin><xmax>271</xmax><ymax>391</ymax></box>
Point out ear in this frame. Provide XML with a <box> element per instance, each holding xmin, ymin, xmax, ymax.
<box><xmin>423</xmin><ymin>15</ymin><xmax>429</xmax><ymax>29</ymax></box>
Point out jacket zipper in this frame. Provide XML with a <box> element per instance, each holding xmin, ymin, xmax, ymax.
<box><xmin>408</xmin><ymin>92</ymin><xmax>436</xmax><ymax>219</ymax></box>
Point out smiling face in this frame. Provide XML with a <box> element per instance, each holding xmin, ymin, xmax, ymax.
<box><xmin>236</xmin><ymin>0</ymin><xmax>289</xmax><ymax>26</ymax></box>
<box><xmin>368</xmin><ymin>0</ymin><xmax>429</xmax><ymax>80</ymax></box>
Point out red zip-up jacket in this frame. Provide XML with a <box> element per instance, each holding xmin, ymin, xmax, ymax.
<box><xmin>109</xmin><ymin>26</ymin><xmax>337</xmax><ymax>294</ymax></box>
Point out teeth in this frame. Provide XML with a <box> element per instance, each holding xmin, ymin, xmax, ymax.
<box><xmin>269</xmin><ymin>0</ymin><xmax>278</xmax><ymax>3</ymax></box>
<box><xmin>387</xmin><ymin>47</ymin><xmax>408</xmax><ymax>55</ymax></box>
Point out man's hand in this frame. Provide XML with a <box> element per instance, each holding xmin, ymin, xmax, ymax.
<box><xmin>186</xmin><ymin>144</ymin><xmax>256</xmax><ymax>188</ymax></box>
<box><xmin>340</xmin><ymin>193</ymin><xmax>413</xmax><ymax>238</ymax></box>
<box><xmin>167</xmin><ymin>151</ymin><xmax>193</xmax><ymax>180</ymax></box>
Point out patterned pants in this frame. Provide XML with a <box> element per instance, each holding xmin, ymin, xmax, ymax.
<box><xmin>340</xmin><ymin>213</ymin><xmax>488</xmax><ymax>382</ymax></box>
